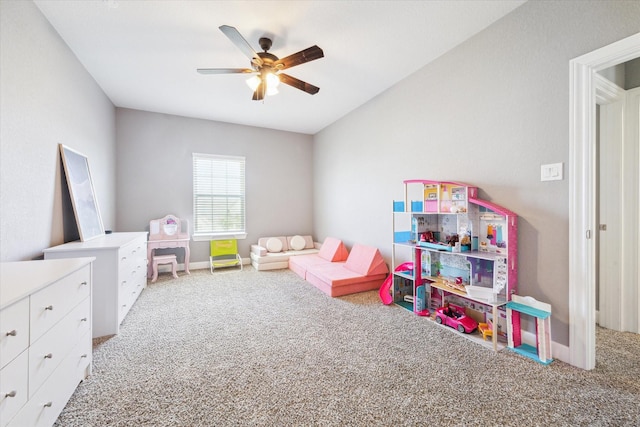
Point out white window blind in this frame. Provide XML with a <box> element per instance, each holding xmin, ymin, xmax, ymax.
<box><xmin>192</xmin><ymin>153</ymin><xmax>245</xmax><ymax>237</ymax></box>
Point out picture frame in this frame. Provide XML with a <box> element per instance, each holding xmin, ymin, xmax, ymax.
<box><xmin>59</xmin><ymin>144</ymin><xmax>105</xmax><ymax>241</ymax></box>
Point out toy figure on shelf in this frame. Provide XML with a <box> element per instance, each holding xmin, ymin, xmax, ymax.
<box><xmin>420</xmin><ymin>231</ymin><xmax>436</xmax><ymax>243</ymax></box>
<box><xmin>442</xmin><ymin>302</ymin><xmax>456</xmax><ymax>317</ymax></box>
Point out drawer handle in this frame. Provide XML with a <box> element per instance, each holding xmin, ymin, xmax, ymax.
<box><xmin>44</xmin><ymin>353</ymin><xmax>53</xmax><ymax>359</ymax></box>
<box><xmin>81</xmin><ymin>281</ymin><xmax>88</xmax><ymax>286</ymax></box>
<box><xmin>45</xmin><ymin>305</ymin><xmax>53</xmax><ymax>311</ymax></box>
<box><xmin>44</xmin><ymin>402</ymin><xmax>53</xmax><ymax>408</ymax></box>
<box><xmin>81</xmin><ymin>354</ymin><xmax>88</xmax><ymax>358</ymax></box>
<box><xmin>5</xmin><ymin>391</ymin><xmax>16</xmax><ymax>398</ymax></box>
<box><xmin>81</xmin><ymin>317</ymin><xmax>88</xmax><ymax>322</ymax></box>
<box><xmin>5</xmin><ymin>329</ymin><xmax>17</xmax><ymax>337</ymax></box>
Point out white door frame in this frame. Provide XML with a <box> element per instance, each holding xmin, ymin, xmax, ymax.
<box><xmin>569</xmin><ymin>32</ymin><xmax>640</xmax><ymax>370</ymax></box>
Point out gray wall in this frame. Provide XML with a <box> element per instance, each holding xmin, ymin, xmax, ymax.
<box><xmin>313</xmin><ymin>0</ymin><xmax>640</xmax><ymax>346</ymax></box>
<box><xmin>626</xmin><ymin>57</ymin><xmax>640</xmax><ymax>89</ymax></box>
<box><xmin>599</xmin><ymin>57</ymin><xmax>640</xmax><ymax>89</ymax></box>
<box><xmin>115</xmin><ymin>108</ymin><xmax>314</xmax><ymax>261</ymax></box>
<box><xmin>0</xmin><ymin>0</ymin><xmax>116</xmax><ymax>262</ymax></box>
<box><xmin>2</xmin><ymin>0</ymin><xmax>639</xmax><ymax>351</ymax></box>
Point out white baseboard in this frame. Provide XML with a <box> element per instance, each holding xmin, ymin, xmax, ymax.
<box><xmin>155</xmin><ymin>258</ymin><xmax>249</xmax><ymax>273</ymax></box>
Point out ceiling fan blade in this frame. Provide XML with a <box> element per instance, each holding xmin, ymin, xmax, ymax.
<box><xmin>219</xmin><ymin>25</ymin><xmax>263</xmax><ymax>67</ymax></box>
<box><xmin>274</xmin><ymin>45</ymin><xmax>324</xmax><ymax>70</ymax></box>
<box><xmin>252</xmin><ymin>82</ymin><xmax>265</xmax><ymax>101</ymax></box>
<box><xmin>279</xmin><ymin>73</ymin><xmax>320</xmax><ymax>95</ymax></box>
<box><xmin>197</xmin><ymin>68</ymin><xmax>254</xmax><ymax>75</ymax></box>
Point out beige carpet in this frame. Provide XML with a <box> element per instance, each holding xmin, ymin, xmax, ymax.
<box><xmin>54</xmin><ymin>267</ymin><xmax>640</xmax><ymax>426</ymax></box>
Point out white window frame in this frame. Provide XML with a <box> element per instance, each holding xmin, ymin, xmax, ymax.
<box><xmin>192</xmin><ymin>153</ymin><xmax>246</xmax><ymax>241</ymax></box>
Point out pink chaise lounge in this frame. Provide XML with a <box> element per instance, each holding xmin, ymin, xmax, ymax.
<box><xmin>303</xmin><ymin>243</ymin><xmax>389</xmax><ymax>297</ymax></box>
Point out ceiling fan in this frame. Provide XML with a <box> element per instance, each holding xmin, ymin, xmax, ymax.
<box><xmin>197</xmin><ymin>25</ymin><xmax>324</xmax><ymax>101</ymax></box>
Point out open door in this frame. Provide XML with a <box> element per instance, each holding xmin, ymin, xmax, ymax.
<box><xmin>596</xmin><ymin>75</ymin><xmax>640</xmax><ymax>333</ymax></box>
<box><xmin>596</xmin><ymin>75</ymin><xmax>625</xmax><ymax>331</ymax></box>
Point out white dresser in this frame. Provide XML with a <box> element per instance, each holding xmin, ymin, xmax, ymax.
<box><xmin>0</xmin><ymin>257</ymin><xmax>94</xmax><ymax>427</ymax></box>
<box><xmin>43</xmin><ymin>232</ymin><xmax>147</xmax><ymax>338</ymax></box>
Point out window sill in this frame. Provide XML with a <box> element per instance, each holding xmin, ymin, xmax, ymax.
<box><xmin>192</xmin><ymin>233</ymin><xmax>247</xmax><ymax>242</ymax></box>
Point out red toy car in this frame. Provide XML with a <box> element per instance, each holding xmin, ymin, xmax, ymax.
<box><xmin>435</xmin><ymin>303</ymin><xmax>478</xmax><ymax>334</ymax></box>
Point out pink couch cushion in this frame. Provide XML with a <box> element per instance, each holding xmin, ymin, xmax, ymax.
<box><xmin>289</xmin><ymin>254</ymin><xmax>331</xmax><ymax>279</ymax></box>
<box><xmin>344</xmin><ymin>244</ymin><xmax>388</xmax><ymax>276</ymax></box>
<box><xmin>317</xmin><ymin>237</ymin><xmax>349</xmax><ymax>261</ymax></box>
<box><xmin>307</xmin><ymin>262</ymin><xmax>384</xmax><ymax>287</ymax></box>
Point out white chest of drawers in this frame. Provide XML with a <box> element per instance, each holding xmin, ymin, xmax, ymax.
<box><xmin>0</xmin><ymin>257</ymin><xmax>94</xmax><ymax>427</ymax></box>
<box><xmin>43</xmin><ymin>232</ymin><xmax>147</xmax><ymax>338</ymax></box>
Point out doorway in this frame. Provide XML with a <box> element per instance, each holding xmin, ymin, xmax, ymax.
<box><xmin>595</xmin><ymin>73</ymin><xmax>640</xmax><ymax>333</ymax></box>
<box><xmin>569</xmin><ymin>32</ymin><xmax>640</xmax><ymax>370</ymax></box>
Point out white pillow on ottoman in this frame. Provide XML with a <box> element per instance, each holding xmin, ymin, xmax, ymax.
<box><xmin>289</xmin><ymin>235</ymin><xmax>307</xmax><ymax>251</ymax></box>
<box><xmin>266</xmin><ymin>237</ymin><xmax>283</xmax><ymax>253</ymax></box>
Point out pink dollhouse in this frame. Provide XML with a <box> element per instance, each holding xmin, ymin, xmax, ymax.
<box><xmin>390</xmin><ymin>180</ymin><xmax>518</xmax><ymax>351</ymax></box>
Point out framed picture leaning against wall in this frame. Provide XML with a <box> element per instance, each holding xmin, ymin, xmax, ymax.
<box><xmin>59</xmin><ymin>144</ymin><xmax>105</xmax><ymax>241</ymax></box>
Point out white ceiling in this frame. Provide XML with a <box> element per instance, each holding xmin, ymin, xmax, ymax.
<box><xmin>34</xmin><ymin>0</ymin><xmax>526</xmax><ymax>135</ymax></box>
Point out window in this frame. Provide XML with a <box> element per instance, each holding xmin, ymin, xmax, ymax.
<box><xmin>192</xmin><ymin>153</ymin><xmax>246</xmax><ymax>239</ymax></box>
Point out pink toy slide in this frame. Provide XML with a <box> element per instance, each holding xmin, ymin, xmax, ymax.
<box><xmin>379</xmin><ymin>262</ymin><xmax>414</xmax><ymax>305</ymax></box>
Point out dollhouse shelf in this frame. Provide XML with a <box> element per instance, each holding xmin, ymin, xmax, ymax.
<box><xmin>391</xmin><ymin>180</ymin><xmax>518</xmax><ymax>352</ymax></box>
<box><xmin>505</xmin><ymin>296</ymin><xmax>553</xmax><ymax>365</ymax></box>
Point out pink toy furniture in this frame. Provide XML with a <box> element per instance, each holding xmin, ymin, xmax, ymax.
<box><xmin>506</xmin><ymin>295</ymin><xmax>553</xmax><ymax>365</ymax></box>
<box><xmin>147</xmin><ymin>215</ymin><xmax>190</xmax><ymax>279</ymax></box>
<box><xmin>288</xmin><ymin>236</ymin><xmax>349</xmax><ymax>279</ymax></box>
<box><xmin>151</xmin><ymin>254</ymin><xmax>178</xmax><ymax>283</ymax></box>
<box><xmin>303</xmin><ymin>244</ymin><xmax>389</xmax><ymax>297</ymax></box>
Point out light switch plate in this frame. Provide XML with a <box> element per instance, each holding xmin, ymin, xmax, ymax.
<box><xmin>541</xmin><ymin>163</ymin><xmax>563</xmax><ymax>181</ymax></box>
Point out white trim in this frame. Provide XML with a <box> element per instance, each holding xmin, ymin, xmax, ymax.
<box><xmin>192</xmin><ymin>233</ymin><xmax>247</xmax><ymax>242</ymax></box>
<box><xmin>154</xmin><ymin>258</ymin><xmax>250</xmax><ymax>274</ymax></box>
<box><xmin>594</xmin><ymin>73</ymin><xmax>626</xmax><ymax>104</ymax></box>
<box><xmin>569</xmin><ymin>32</ymin><xmax>640</xmax><ymax>370</ymax></box>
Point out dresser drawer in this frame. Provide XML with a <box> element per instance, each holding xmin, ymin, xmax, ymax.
<box><xmin>0</xmin><ymin>299</ymin><xmax>29</xmax><ymax>370</ymax></box>
<box><xmin>28</xmin><ymin>298</ymin><xmax>90</xmax><ymax>397</ymax></box>
<box><xmin>118</xmin><ymin>290</ymin><xmax>137</xmax><ymax>324</ymax></box>
<box><xmin>30</xmin><ymin>266</ymin><xmax>90</xmax><ymax>342</ymax></box>
<box><xmin>70</xmin><ymin>330</ymin><xmax>92</xmax><ymax>380</ymax></box>
<box><xmin>9</xmin><ymin>335</ymin><xmax>88</xmax><ymax>427</ymax></box>
<box><xmin>118</xmin><ymin>238</ymin><xmax>146</xmax><ymax>272</ymax></box>
<box><xmin>0</xmin><ymin>350</ymin><xmax>28</xmax><ymax>427</ymax></box>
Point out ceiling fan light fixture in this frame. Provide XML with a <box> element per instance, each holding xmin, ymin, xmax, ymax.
<box><xmin>246</xmin><ymin>75</ymin><xmax>261</xmax><ymax>91</ymax></box>
<box><xmin>265</xmin><ymin>72</ymin><xmax>280</xmax><ymax>89</ymax></box>
<box><xmin>201</xmin><ymin>26</ymin><xmax>323</xmax><ymax>100</ymax></box>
